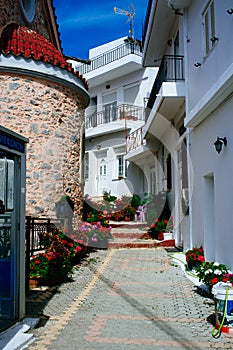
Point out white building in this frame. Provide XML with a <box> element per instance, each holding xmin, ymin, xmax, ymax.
<box><xmin>184</xmin><ymin>0</ymin><xmax>233</xmax><ymax>268</ymax></box>
<box><xmin>126</xmin><ymin>0</ymin><xmax>233</xmax><ymax>268</ymax></box>
<box><xmin>71</xmin><ymin>37</ymin><xmax>156</xmax><ymax>199</ymax></box>
<box><xmin>127</xmin><ymin>0</ymin><xmax>188</xmax><ymax>248</ymax></box>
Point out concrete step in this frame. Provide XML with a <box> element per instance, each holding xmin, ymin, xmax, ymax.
<box><xmin>108</xmin><ymin>238</ymin><xmax>175</xmax><ymax>249</ymax></box>
<box><xmin>107</xmin><ymin>220</ymin><xmax>175</xmax><ymax>249</ymax></box>
<box><xmin>111</xmin><ymin>232</ymin><xmax>149</xmax><ymax>239</ymax></box>
<box><xmin>109</xmin><ymin>221</ymin><xmax>148</xmax><ymax>229</ymax></box>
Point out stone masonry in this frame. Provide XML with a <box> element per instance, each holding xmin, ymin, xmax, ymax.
<box><xmin>0</xmin><ymin>72</ymin><xmax>86</xmax><ymax>219</ymax></box>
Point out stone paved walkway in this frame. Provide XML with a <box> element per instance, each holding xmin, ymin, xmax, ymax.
<box><xmin>24</xmin><ymin>248</ymin><xmax>233</xmax><ymax>350</ymax></box>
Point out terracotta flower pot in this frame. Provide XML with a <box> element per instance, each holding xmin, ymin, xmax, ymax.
<box><xmin>157</xmin><ymin>232</ymin><xmax>164</xmax><ymax>240</ymax></box>
<box><xmin>29</xmin><ymin>277</ymin><xmax>39</xmax><ymax>289</ymax></box>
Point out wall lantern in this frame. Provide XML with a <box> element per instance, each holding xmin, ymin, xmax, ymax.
<box><xmin>214</xmin><ymin>137</ymin><xmax>227</xmax><ymax>154</ymax></box>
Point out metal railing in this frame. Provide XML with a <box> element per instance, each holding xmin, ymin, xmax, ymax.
<box><xmin>76</xmin><ymin>41</ymin><xmax>142</xmax><ymax>75</ymax></box>
<box><xmin>25</xmin><ymin>216</ymin><xmax>61</xmax><ymax>257</ymax></box>
<box><xmin>126</xmin><ymin>127</ymin><xmax>144</xmax><ymax>153</ymax></box>
<box><xmin>146</xmin><ymin>55</ymin><xmax>184</xmax><ymax>119</ymax></box>
<box><xmin>86</xmin><ymin>104</ymin><xmax>145</xmax><ymax>129</ymax></box>
<box><xmin>25</xmin><ymin>216</ymin><xmax>61</xmax><ymax>290</ymax></box>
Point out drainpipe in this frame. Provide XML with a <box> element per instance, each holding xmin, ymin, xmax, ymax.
<box><xmin>183</xmin><ymin>7</ymin><xmax>193</xmax><ymax>249</ymax></box>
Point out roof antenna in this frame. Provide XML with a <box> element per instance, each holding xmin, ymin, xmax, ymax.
<box><xmin>114</xmin><ymin>4</ymin><xmax>135</xmax><ymax>39</ymax></box>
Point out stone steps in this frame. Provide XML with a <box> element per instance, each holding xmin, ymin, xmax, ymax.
<box><xmin>108</xmin><ymin>221</ymin><xmax>175</xmax><ymax>249</ymax></box>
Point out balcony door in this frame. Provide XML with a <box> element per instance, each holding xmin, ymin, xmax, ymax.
<box><xmin>102</xmin><ymin>91</ymin><xmax>117</xmax><ymax>123</ymax></box>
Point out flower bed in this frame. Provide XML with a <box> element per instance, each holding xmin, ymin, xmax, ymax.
<box><xmin>71</xmin><ymin>221</ymin><xmax>112</xmax><ymax>249</ymax></box>
<box><xmin>83</xmin><ymin>193</ymin><xmax>140</xmax><ymax>223</ymax></box>
<box><xmin>30</xmin><ymin>231</ymin><xmax>85</xmax><ymax>286</ymax></box>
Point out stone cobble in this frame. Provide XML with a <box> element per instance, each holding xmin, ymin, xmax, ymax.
<box><xmin>25</xmin><ymin>248</ymin><xmax>233</xmax><ymax>350</ymax></box>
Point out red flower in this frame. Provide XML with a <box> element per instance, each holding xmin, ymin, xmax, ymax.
<box><xmin>197</xmin><ymin>255</ymin><xmax>205</xmax><ymax>262</ymax></box>
<box><xmin>34</xmin><ymin>259</ymin><xmax>40</xmax><ymax>265</ymax></box>
<box><xmin>211</xmin><ymin>277</ymin><xmax>219</xmax><ymax>285</ymax></box>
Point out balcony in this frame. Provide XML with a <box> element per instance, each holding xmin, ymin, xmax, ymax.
<box><xmin>145</xmin><ymin>55</ymin><xmax>185</xmax><ymax>122</ymax></box>
<box><xmin>86</xmin><ymin>104</ymin><xmax>145</xmax><ymax>129</ymax></box>
<box><xmin>126</xmin><ymin>127</ymin><xmax>143</xmax><ymax>153</ymax></box>
<box><xmin>76</xmin><ymin>41</ymin><xmax>142</xmax><ymax>75</ymax></box>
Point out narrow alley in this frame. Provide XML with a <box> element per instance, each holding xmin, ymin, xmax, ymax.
<box><xmin>23</xmin><ymin>247</ymin><xmax>233</xmax><ymax>350</ymax></box>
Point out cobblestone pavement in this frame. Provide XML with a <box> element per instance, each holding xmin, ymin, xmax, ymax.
<box><xmin>24</xmin><ymin>248</ymin><xmax>233</xmax><ymax>350</ymax></box>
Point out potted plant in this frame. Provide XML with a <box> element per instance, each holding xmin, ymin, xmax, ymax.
<box><xmin>122</xmin><ymin>204</ymin><xmax>136</xmax><ymax>221</ymax></box>
<box><xmin>148</xmin><ymin>217</ymin><xmax>173</xmax><ymax>240</ymax></box>
<box><xmin>195</xmin><ymin>261</ymin><xmax>231</xmax><ymax>290</ymax></box>
<box><xmin>185</xmin><ymin>246</ymin><xmax>205</xmax><ymax>270</ymax></box>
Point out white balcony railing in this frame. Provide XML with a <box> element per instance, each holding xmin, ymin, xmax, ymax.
<box><xmin>76</xmin><ymin>40</ymin><xmax>142</xmax><ymax>75</ymax></box>
<box><xmin>126</xmin><ymin>127</ymin><xmax>144</xmax><ymax>153</ymax></box>
<box><xmin>86</xmin><ymin>104</ymin><xmax>145</xmax><ymax>129</ymax></box>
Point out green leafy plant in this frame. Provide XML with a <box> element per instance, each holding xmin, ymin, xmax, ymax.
<box><xmin>103</xmin><ymin>191</ymin><xmax>117</xmax><ymax>202</ymax></box>
<box><xmin>195</xmin><ymin>261</ymin><xmax>231</xmax><ymax>287</ymax></box>
<box><xmin>130</xmin><ymin>193</ymin><xmax>141</xmax><ymax>210</ymax></box>
<box><xmin>30</xmin><ymin>231</ymin><xmax>82</xmax><ymax>286</ymax></box>
<box><xmin>149</xmin><ymin>217</ymin><xmax>173</xmax><ymax>233</ymax></box>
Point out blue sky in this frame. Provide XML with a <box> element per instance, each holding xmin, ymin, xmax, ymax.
<box><xmin>53</xmin><ymin>0</ymin><xmax>148</xmax><ymax>59</ymax></box>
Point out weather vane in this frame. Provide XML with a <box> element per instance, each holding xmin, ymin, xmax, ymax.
<box><xmin>114</xmin><ymin>4</ymin><xmax>135</xmax><ymax>39</ymax></box>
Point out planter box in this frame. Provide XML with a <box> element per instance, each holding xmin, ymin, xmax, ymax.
<box><xmin>88</xmin><ymin>238</ymin><xmax>108</xmax><ymax>249</ymax></box>
<box><xmin>187</xmin><ymin>260</ymin><xmax>202</xmax><ymax>270</ymax></box>
<box><xmin>163</xmin><ymin>232</ymin><xmax>173</xmax><ymax>240</ymax></box>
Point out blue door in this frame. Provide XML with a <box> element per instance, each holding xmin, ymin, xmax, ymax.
<box><xmin>0</xmin><ymin>154</ymin><xmax>18</xmax><ymax>319</ymax></box>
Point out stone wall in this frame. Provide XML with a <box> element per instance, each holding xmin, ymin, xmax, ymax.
<box><xmin>0</xmin><ymin>72</ymin><xmax>85</xmax><ymax>219</ymax></box>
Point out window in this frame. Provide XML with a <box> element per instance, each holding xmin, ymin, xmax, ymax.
<box><xmin>118</xmin><ymin>155</ymin><xmax>128</xmax><ymax>178</ymax></box>
<box><xmin>124</xmin><ymin>84</ymin><xmax>139</xmax><ymax>105</ymax></box>
<box><xmin>84</xmin><ymin>153</ymin><xmax>89</xmax><ymax>180</ymax></box>
<box><xmin>203</xmin><ymin>1</ymin><xmax>216</xmax><ymax>56</ymax></box>
<box><xmin>99</xmin><ymin>159</ymin><xmax>106</xmax><ymax>176</ymax></box>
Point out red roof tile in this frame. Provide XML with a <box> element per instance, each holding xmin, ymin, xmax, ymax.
<box><xmin>0</xmin><ymin>23</ymin><xmax>88</xmax><ymax>90</ymax></box>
